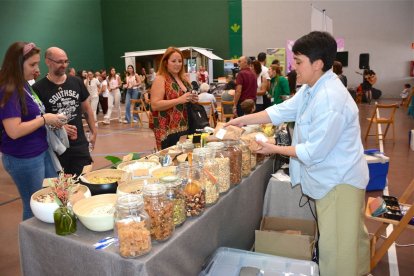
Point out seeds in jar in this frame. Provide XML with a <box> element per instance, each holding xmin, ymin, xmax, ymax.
<box><xmin>214</xmin><ymin>157</ymin><xmax>230</xmax><ymax>193</ymax></box>
<box><xmin>172</xmin><ymin>198</ymin><xmax>186</xmax><ymax>226</ymax></box>
<box><xmin>204</xmin><ymin>179</ymin><xmax>219</xmax><ymax>205</ymax></box>
<box><xmin>144</xmin><ymin>198</ymin><xmax>174</xmax><ymax>241</ymax></box>
<box><xmin>183</xmin><ymin>181</ymin><xmax>205</xmax><ymax>216</ymax></box>
<box><xmin>241</xmin><ymin>150</ymin><xmax>251</xmax><ymax>177</ymax></box>
<box><xmin>116</xmin><ymin>220</ymin><xmax>151</xmax><ymax>258</ymax></box>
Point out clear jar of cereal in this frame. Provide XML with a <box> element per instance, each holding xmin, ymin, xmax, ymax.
<box><xmin>143</xmin><ymin>184</ymin><xmax>175</xmax><ymax>242</ymax></box>
<box><xmin>178</xmin><ymin>164</ymin><xmax>206</xmax><ymax>217</ymax></box>
<box><xmin>206</xmin><ymin>142</ymin><xmax>230</xmax><ymax>194</ymax></box>
<box><xmin>250</xmin><ymin>152</ymin><xmax>257</xmax><ymax>170</ymax></box>
<box><xmin>159</xmin><ymin>175</ymin><xmax>186</xmax><ymax>227</ymax></box>
<box><xmin>239</xmin><ymin>140</ymin><xmax>251</xmax><ymax>177</ymax></box>
<box><xmin>224</xmin><ymin>140</ymin><xmax>242</xmax><ymax>186</ymax></box>
<box><xmin>114</xmin><ymin>194</ymin><xmax>151</xmax><ymax>258</ymax></box>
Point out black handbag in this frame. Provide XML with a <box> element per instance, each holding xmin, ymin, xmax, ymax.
<box><xmin>187</xmin><ymin>103</ymin><xmax>210</xmax><ymax>133</ymax></box>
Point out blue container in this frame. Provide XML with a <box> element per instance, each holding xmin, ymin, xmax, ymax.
<box><xmin>364</xmin><ymin>154</ymin><xmax>389</xmax><ymax>191</ymax></box>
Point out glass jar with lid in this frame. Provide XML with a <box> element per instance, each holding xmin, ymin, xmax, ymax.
<box><xmin>224</xmin><ymin>140</ymin><xmax>242</xmax><ymax>186</ymax></box>
<box><xmin>239</xmin><ymin>140</ymin><xmax>251</xmax><ymax>177</ymax></box>
<box><xmin>181</xmin><ymin>140</ymin><xmax>194</xmax><ymax>153</ymax></box>
<box><xmin>142</xmin><ymin>184</ymin><xmax>175</xmax><ymax>242</ymax></box>
<box><xmin>114</xmin><ymin>194</ymin><xmax>151</xmax><ymax>258</ymax></box>
<box><xmin>159</xmin><ymin>175</ymin><xmax>186</xmax><ymax>227</ymax></box>
<box><xmin>178</xmin><ymin>163</ymin><xmax>206</xmax><ymax>217</ymax></box>
<box><xmin>206</xmin><ymin>142</ymin><xmax>230</xmax><ymax>194</ymax></box>
<box><xmin>193</xmin><ymin>148</ymin><xmax>220</xmax><ymax>206</ymax></box>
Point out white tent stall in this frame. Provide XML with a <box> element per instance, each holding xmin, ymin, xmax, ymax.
<box><xmin>122</xmin><ymin>46</ymin><xmax>223</xmax><ymax>84</ymax></box>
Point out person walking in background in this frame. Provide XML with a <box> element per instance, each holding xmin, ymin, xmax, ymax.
<box><xmin>122</xmin><ymin>65</ymin><xmax>141</xmax><ymax>124</ymax></box>
<box><xmin>85</xmin><ymin>71</ymin><xmax>100</xmax><ymax>126</ymax></box>
<box><xmin>147</xmin><ymin>68</ymin><xmax>156</xmax><ymax>86</ymax></box>
<box><xmin>151</xmin><ymin>47</ymin><xmax>197</xmax><ymax>149</ymax></box>
<box><xmin>251</xmin><ymin>60</ymin><xmax>268</xmax><ymax>112</ymax></box>
<box><xmin>33</xmin><ymin>47</ymin><xmax>96</xmax><ymax>176</ymax></box>
<box><xmin>97</xmin><ymin>69</ymin><xmax>108</xmax><ymax>116</ymax></box>
<box><xmin>100</xmin><ymin>73</ymin><xmax>110</xmax><ymax>124</ymax></box>
<box><xmin>107</xmin><ymin>67</ymin><xmax>122</xmax><ymax>123</ymax></box>
<box><xmin>226</xmin><ymin>31</ymin><xmax>370</xmax><ymax>276</ymax></box>
<box><xmin>333</xmin><ymin>61</ymin><xmax>347</xmax><ymax>87</ymax></box>
<box><xmin>0</xmin><ymin>42</ymin><xmax>65</xmax><ymax>220</ymax></box>
<box><xmin>233</xmin><ymin>56</ymin><xmax>257</xmax><ymax>117</ymax></box>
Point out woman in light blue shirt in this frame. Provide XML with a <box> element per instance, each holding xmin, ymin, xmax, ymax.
<box><xmin>227</xmin><ymin>31</ymin><xmax>370</xmax><ymax>276</ymax></box>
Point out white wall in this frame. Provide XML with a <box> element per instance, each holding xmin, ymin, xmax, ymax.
<box><xmin>242</xmin><ymin>0</ymin><xmax>414</xmax><ymax>98</ymax></box>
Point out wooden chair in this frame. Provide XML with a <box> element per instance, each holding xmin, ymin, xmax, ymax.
<box><xmin>198</xmin><ymin>101</ymin><xmax>216</xmax><ymax>127</ymax></box>
<box><xmin>364</xmin><ymin>103</ymin><xmax>398</xmax><ymax>144</ymax></box>
<box><xmin>130</xmin><ymin>98</ymin><xmax>148</xmax><ymax>127</ymax></box>
<box><xmin>365</xmin><ymin>178</ymin><xmax>414</xmax><ymax>270</ymax></box>
<box><xmin>220</xmin><ymin>101</ymin><xmax>235</xmax><ymax>122</ymax></box>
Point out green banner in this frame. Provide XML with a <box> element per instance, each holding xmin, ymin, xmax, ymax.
<box><xmin>228</xmin><ymin>0</ymin><xmax>242</xmax><ymax>59</ymax></box>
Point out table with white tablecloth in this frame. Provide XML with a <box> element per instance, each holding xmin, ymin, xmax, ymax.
<box><xmin>19</xmin><ymin>159</ymin><xmax>273</xmax><ymax>276</ymax></box>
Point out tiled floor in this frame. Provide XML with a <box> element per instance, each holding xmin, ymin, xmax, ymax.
<box><xmin>0</xmin><ymin>101</ymin><xmax>413</xmax><ymax>276</ymax></box>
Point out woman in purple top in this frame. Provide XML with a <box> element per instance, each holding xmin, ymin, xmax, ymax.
<box><xmin>0</xmin><ymin>42</ymin><xmax>64</xmax><ymax>220</ymax></box>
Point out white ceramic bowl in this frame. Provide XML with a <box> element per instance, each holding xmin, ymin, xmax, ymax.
<box><xmin>30</xmin><ymin>185</ymin><xmax>91</xmax><ymax>223</ymax></box>
<box><xmin>116</xmin><ymin>178</ymin><xmax>158</xmax><ymax>196</ymax></box>
<box><xmin>72</xmin><ymin>194</ymin><xmax>118</xmax><ymax>232</ymax></box>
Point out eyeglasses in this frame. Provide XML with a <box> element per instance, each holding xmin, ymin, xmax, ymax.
<box><xmin>47</xmin><ymin>57</ymin><xmax>70</xmax><ymax>65</ymax></box>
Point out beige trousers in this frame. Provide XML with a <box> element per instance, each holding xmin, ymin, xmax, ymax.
<box><xmin>316</xmin><ymin>184</ymin><xmax>370</xmax><ymax>276</ymax></box>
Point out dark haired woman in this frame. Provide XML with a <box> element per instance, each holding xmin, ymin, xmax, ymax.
<box><xmin>122</xmin><ymin>65</ymin><xmax>141</xmax><ymax>123</ymax></box>
<box><xmin>0</xmin><ymin>42</ymin><xmax>65</xmax><ymax>220</ymax></box>
<box><xmin>226</xmin><ymin>32</ymin><xmax>369</xmax><ymax>275</ymax></box>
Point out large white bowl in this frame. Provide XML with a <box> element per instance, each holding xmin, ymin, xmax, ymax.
<box><xmin>73</xmin><ymin>194</ymin><xmax>118</xmax><ymax>232</ymax></box>
<box><xmin>116</xmin><ymin>178</ymin><xmax>158</xmax><ymax>196</ymax></box>
<box><xmin>30</xmin><ymin>185</ymin><xmax>91</xmax><ymax>223</ymax></box>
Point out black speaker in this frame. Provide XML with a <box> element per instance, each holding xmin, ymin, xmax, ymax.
<box><xmin>359</xmin><ymin>53</ymin><xmax>370</xmax><ymax>69</ymax></box>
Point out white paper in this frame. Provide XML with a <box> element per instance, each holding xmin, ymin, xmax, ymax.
<box><xmin>216</xmin><ymin>128</ymin><xmax>227</xmax><ymax>140</ymax></box>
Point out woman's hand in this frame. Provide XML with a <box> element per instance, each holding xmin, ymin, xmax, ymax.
<box><xmin>254</xmin><ymin>140</ymin><xmax>277</xmax><ymax>155</ymax></box>
<box><xmin>225</xmin><ymin>117</ymin><xmax>245</xmax><ymax>128</ymax></box>
<box><xmin>43</xmin><ymin>113</ymin><xmax>66</xmax><ymax>128</ymax></box>
<box><xmin>64</xmin><ymin>124</ymin><xmax>77</xmax><ymax>140</ymax></box>
<box><xmin>190</xmin><ymin>93</ymin><xmax>198</xmax><ymax>103</ymax></box>
<box><xmin>179</xmin><ymin>92</ymin><xmax>193</xmax><ymax>104</ymax></box>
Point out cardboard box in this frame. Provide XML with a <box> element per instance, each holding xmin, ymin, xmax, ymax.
<box><xmin>255</xmin><ymin>217</ymin><xmax>316</xmax><ymax>261</ymax></box>
<box><xmin>364</xmin><ymin>154</ymin><xmax>389</xmax><ymax>191</ymax></box>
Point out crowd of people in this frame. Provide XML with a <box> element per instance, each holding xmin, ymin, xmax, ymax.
<box><xmin>2</xmin><ymin>31</ymin><xmax>407</xmax><ymax>275</ymax></box>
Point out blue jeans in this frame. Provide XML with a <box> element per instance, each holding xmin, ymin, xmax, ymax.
<box><xmin>2</xmin><ymin>150</ymin><xmax>57</xmax><ymax>220</ymax></box>
<box><xmin>125</xmin><ymin>88</ymin><xmax>140</xmax><ymax>123</ymax></box>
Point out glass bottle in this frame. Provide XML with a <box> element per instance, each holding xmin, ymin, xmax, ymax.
<box><xmin>239</xmin><ymin>140</ymin><xmax>251</xmax><ymax>177</ymax></box>
<box><xmin>114</xmin><ymin>194</ymin><xmax>151</xmax><ymax>258</ymax></box>
<box><xmin>159</xmin><ymin>175</ymin><xmax>186</xmax><ymax>227</ymax></box>
<box><xmin>143</xmin><ymin>184</ymin><xmax>175</xmax><ymax>242</ymax></box>
<box><xmin>206</xmin><ymin>142</ymin><xmax>230</xmax><ymax>194</ymax></box>
<box><xmin>54</xmin><ymin>206</ymin><xmax>77</xmax><ymax>236</ymax></box>
<box><xmin>224</xmin><ymin>140</ymin><xmax>242</xmax><ymax>186</ymax></box>
<box><xmin>178</xmin><ymin>163</ymin><xmax>206</xmax><ymax>217</ymax></box>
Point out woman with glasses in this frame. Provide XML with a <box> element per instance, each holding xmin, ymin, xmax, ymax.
<box><xmin>0</xmin><ymin>42</ymin><xmax>65</xmax><ymax>220</ymax></box>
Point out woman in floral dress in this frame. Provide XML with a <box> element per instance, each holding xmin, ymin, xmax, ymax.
<box><xmin>151</xmin><ymin>47</ymin><xmax>198</xmax><ymax>149</ymax></box>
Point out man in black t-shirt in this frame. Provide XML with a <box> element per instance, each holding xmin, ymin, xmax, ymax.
<box><xmin>33</xmin><ymin>47</ymin><xmax>97</xmax><ymax>176</ymax></box>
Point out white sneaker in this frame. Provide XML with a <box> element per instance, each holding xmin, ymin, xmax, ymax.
<box><xmin>103</xmin><ymin>119</ymin><xmax>110</xmax><ymax>125</ymax></box>
<box><xmin>133</xmin><ymin>119</ymin><xmax>138</xmax><ymax>123</ymax></box>
<box><xmin>118</xmin><ymin>119</ymin><xmax>123</xmax><ymax>123</ymax></box>
<box><xmin>122</xmin><ymin>120</ymin><xmax>129</xmax><ymax>124</ymax></box>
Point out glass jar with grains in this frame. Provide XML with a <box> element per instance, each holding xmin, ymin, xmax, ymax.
<box><xmin>239</xmin><ymin>140</ymin><xmax>251</xmax><ymax>178</ymax></box>
<box><xmin>114</xmin><ymin>194</ymin><xmax>151</xmax><ymax>258</ymax></box>
<box><xmin>160</xmin><ymin>175</ymin><xmax>186</xmax><ymax>227</ymax></box>
<box><xmin>224</xmin><ymin>140</ymin><xmax>242</xmax><ymax>186</ymax></box>
<box><xmin>143</xmin><ymin>184</ymin><xmax>175</xmax><ymax>242</ymax></box>
<box><xmin>206</xmin><ymin>142</ymin><xmax>230</xmax><ymax>194</ymax></box>
<box><xmin>193</xmin><ymin>148</ymin><xmax>220</xmax><ymax>206</ymax></box>
<box><xmin>178</xmin><ymin>163</ymin><xmax>206</xmax><ymax>217</ymax></box>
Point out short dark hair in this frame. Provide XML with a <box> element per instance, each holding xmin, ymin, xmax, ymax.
<box><xmin>257</xmin><ymin>52</ymin><xmax>266</xmax><ymax>62</ymax></box>
<box><xmin>405</xmin><ymin>83</ymin><xmax>411</xmax><ymax>88</ymax></box>
<box><xmin>292</xmin><ymin>31</ymin><xmax>337</xmax><ymax>72</ymax></box>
